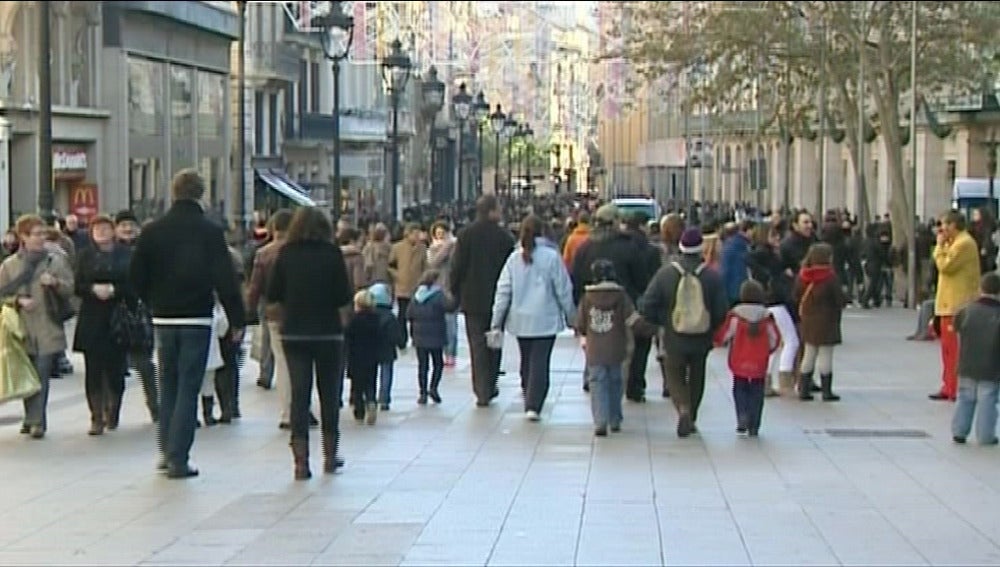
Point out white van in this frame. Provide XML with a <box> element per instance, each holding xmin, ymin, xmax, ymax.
<box><xmin>611</xmin><ymin>197</ymin><xmax>661</xmax><ymax>222</ymax></box>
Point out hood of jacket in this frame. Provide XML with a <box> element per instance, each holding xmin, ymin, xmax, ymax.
<box><xmin>414</xmin><ymin>284</ymin><xmax>442</xmax><ymax>304</ymax></box>
<box><xmin>369</xmin><ymin>282</ymin><xmax>393</xmax><ymax>307</ymax></box>
<box><xmin>582</xmin><ymin>281</ymin><xmax>626</xmax><ymax>310</ymax></box>
<box><xmin>731</xmin><ymin>303</ymin><xmax>770</xmax><ymax>323</ymax></box>
<box><xmin>571</xmin><ymin>224</ymin><xmax>591</xmax><ymax>238</ymax></box>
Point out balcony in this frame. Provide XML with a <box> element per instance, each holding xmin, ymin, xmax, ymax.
<box><xmin>245</xmin><ymin>41</ymin><xmax>300</xmax><ymax>83</ymax></box>
<box><xmin>288</xmin><ymin>110</ymin><xmax>415</xmax><ymax>144</ymax></box>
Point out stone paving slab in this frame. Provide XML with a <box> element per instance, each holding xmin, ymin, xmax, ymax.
<box><xmin>0</xmin><ymin>308</ymin><xmax>998</xmax><ymax>565</ymax></box>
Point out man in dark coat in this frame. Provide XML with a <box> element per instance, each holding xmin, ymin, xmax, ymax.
<box><xmin>130</xmin><ymin>169</ymin><xmax>245</xmax><ymax>479</ymax></box>
<box><xmin>449</xmin><ymin>195</ymin><xmax>515</xmax><ymax>407</ymax></box>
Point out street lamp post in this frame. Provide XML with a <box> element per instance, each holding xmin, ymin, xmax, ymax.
<box><xmin>521</xmin><ymin>123</ymin><xmax>534</xmax><ymax>195</ymax></box>
<box><xmin>431</xmin><ymin>127</ymin><xmax>449</xmax><ymax>204</ymax></box>
<box><xmin>513</xmin><ymin>124</ymin><xmax>527</xmax><ymax>195</ymax></box>
<box><xmin>906</xmin><ymin>0</ymin><xmax>918</xmax><ymax>309</ymax></box>
<box><xmin>503</xmin><ymin>116</ymin><xmax>518</xmax><ymax>197</ymax></box>
<box><xmin>984</xmin><ymin>133</ymin><xmax>999</xmax><ymax>218</ymax></box>
<box><xmin>420</xmin><ymin>66</ymin><xmax>445</xmax><ymax>204</ymax></box>
<box><xmin>316</xmin><ymin>1</ymin><xmax>354</xmax><ymax>220</ymax></box>
<box><xmin>489</xmin><ymin>104</ymin><xmax>506</xmax><ymax>196</ymax></box>
<box><xmin>472</xmin><ymin>91</ymin><xmax>490</xmax><ymax>196</ymax></box>
<box><xmin>451</xmin><ymin>83</ymin><xmax>472</xmax><ymax>211</ymax></box>
<box><xmin>381</xmin><ymin>38</ymin><xmax>412</xmax><ymax>222</ymax></box>
<box><xmin>38</xmin><ymin>0</ymin><xmax>53</xmax><ymax>216</ymax></box>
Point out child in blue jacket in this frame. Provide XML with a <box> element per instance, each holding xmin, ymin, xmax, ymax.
<box><xmin>406</xmin><ymin>270</ymin><xmax>453</xmax><ymax>404</ymax></box>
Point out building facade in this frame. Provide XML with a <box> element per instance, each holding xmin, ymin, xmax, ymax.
<box><xmin>0</xmin><ymin>1</ymin><xmax>237</xmax><ymax>232</ymax></box>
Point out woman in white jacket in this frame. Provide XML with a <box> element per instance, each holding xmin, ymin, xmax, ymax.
<box><xmin>490</xmin><ymin>215</ymin><xmax>576</xmax><ymax>422</ymax></box>
<box><xmin>200</xmin><ymin>301</ymin><xmax>229</xmax><ymax>427</ymax></box>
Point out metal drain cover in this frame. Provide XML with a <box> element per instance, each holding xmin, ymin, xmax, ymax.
<box><xmin>824</xmin><ymin>428</ymin><xmax>930</xmax><ymax>439</ymax></box>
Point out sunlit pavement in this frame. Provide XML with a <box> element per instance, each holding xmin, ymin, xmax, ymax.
<box><xmin>1</xmin><ymin>308</ymin><xmax>999</xmax><ymax>566</ymax></box>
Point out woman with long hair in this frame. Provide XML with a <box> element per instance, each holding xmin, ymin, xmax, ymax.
<box><xmin>490</xmin><ymin>215</ymin><xmax>575</xmax><ymax>421</ymax></box>
<box><xmin>747</xmin><ymin>224</ymin><xmax>799</xmax><ymax>397</ymax></box>
<box><xmin>266</xmin><ymin>207</ymin><xmax>353</xmax><ymax>479</ymax></box>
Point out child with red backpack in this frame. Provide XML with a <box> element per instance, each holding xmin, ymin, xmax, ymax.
<box><xmin>714</xmin><ymin>280</ymin><xmax>780</xmax><ymax>437</ymax></box>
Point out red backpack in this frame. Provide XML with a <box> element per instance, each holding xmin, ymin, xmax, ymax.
<box><xmin>724</xmin><ymin>313</ymin><xmax>778</xmax><ymax>380</ymax></box>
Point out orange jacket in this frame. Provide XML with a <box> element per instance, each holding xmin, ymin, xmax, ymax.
<box><xmin>562</xmin><ymin>223</ymin><xmax>591</xmax><ymax>269</ymax></box>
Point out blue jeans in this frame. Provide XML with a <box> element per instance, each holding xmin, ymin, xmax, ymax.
<box><xmin>952</xmin><ymin>377</ymin><xmax>1000</xmax><ymax>444</ymax></box>
<box><xmin>733</xmin><ymin>378</ymin><xmax>766</xmax><ymax>432</ymax></box>
<box><xmin>587</xmin><ymin>364</ymin><xmax>623</xmax><ymax>429</ymax></box>
<box><xmin>377</xmin><ymin>361</ymin><xmax>395</xmax><ymax>405</ymax></box>
<box><xmin>444</xmin><ymin>313</ymin><xmax>458</xmax><ymax>358</ymax></box>
<box><xmin>24</xmin><ymin>354</ymin><xmax>56</xmax><ymax>429</ymax></box>
<box><xmin>155</xmin><ymin>326</ymin><xmax>211</xmax><ymax>470</ymax></box>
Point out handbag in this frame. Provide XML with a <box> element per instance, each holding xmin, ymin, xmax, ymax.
<box><xmin>43</xmin><ymin>286</ymin><xmax>76</xmax><ymax>324</ymax></box>
<box><xmin>110</xmin><ymin>299</ymin><xmax>154</xmax><ymax>351</ymax></box>
<box><xmin>0</xmin><ymin>304</ymin><xmax>40</xmax><ymax>404</ymax></box>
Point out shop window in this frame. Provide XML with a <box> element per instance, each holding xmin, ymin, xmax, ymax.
<box><xmin>197</xmin><ymin>71</ymin><xmax>226</xmax><ymax>138</ymax></box>
<box><xmin>170</xmin><ymin>65</ymin><xmax>194</xmax><ymax>139</ymax></box>
<box><xmin>128</xmin><ymin>57</ymin><xmax>164</xmax><ymax>136</ymax></box>
<box><xmin>129</xmin><ymin>158</ymin><xmax>163</xmax><ymax>220</ymax></box>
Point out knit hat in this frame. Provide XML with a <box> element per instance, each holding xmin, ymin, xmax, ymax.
<box><xmin>368</xmin><ymin>282</ymin><xmax>393</xmax><ymax>308</ymax></box>
<box><xmin>114</xmin><ymin>210</ymin><xmax>138</xmax><ymax>225</ymax></box>
<box><xmin>593</xmin><ymin>203</ymin><xmax>620</xmax><ymax>225</ymax></box>
<box><xmin>678</xmin><ymin>228</ymin><xmax>704</xmax><ymax>255</ymax></box>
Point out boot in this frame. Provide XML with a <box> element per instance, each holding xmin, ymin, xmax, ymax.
<box><xmin>322</xmin><ymin>432</ymin><xmax>345</xmax><ymax>474</ymax></box>
<box><xmin>778</xmin><ymin>372</ymin><xmax>796</xmax><ymax>396</ymax></box>
<box><xmin>429</xmin><ymin>374</ymin><xmax>442</xmax><ymax>404</ymax></box>
<box><xmin>290</xmin><ymin>439</ymin><xmax>311</xmax><ymax>480</ymax></box>
<box><xmin>798</xmin><ymin>372</ymin><xmax>815</xmax><ymax>401</ymax></box>
<box><xmin>201</xmin><ymin>396</ymin><xmax>218</xmax><ymax>426</ymax></box>
<box><xmin>88</xmin><ymin>418</ymin><xmax>104</xmax><ymax>436</ymax></box>
<box><xmin>821</xmin><ymin>374</ymin><xmax>841</xmax><ymax>402</ymax></box>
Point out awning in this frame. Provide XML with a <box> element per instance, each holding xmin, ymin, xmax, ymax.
<box><xmin>256</xmin><ymin>168</ymin><xmax>316</xmax><ymax>207</ymax></box>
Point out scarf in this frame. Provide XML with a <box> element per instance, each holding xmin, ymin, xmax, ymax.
<box><xmin>799</xmin><ymin>265</ymin><xmax>835</xmax><ymax>286</ymax></box>
<box><xmin>0</xmin><ymin>249</ymin><xmax>47</xmax><ymax>298</ymax></box>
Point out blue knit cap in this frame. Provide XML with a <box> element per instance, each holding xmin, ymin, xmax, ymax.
<box><xmin>369</xmin><ymin>282</ymin><xmax>393</xmax><ymax>307</ymax></box>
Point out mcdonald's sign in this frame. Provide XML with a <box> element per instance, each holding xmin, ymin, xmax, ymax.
<box><xmin>70</xmin><ymin>183</ymin><xmax>99</xmax><ymax>222</ymax></box>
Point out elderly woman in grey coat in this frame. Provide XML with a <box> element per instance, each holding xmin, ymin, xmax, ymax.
<box><xmin>0</xmin><ymin>214</ymin><xmax>74</xmax><ymax>439</ymax></box>
<box><xmin>428</xmin><ymin>221</ymin><xmax>458</xmax><ymax>366</ymax></box>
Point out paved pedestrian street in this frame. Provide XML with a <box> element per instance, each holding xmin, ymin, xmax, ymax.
<box><xmin>1</xmin><ymin>310</ymin><xmax>999</xmax><ymax>566</ymax></box>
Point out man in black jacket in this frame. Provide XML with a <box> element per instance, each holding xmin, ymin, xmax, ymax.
<box><xmin>450</xmin><ymin>195</ymin><xmax>515</xmax><ymax>407</ymax></box>
<box><xmin>620</xmin><ymin>211</ymin><xmax>661</xmax><ymax>402</ymax></box>
<box><xmin>130</xmin><ymin>169</ymin><xmax>245</xmax><ymax>479</ymax></box>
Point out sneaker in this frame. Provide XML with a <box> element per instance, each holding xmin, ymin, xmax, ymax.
<box><xmin>380</xmin><ymin>404</ymin><xmax>390</xmax><ymax>411</ymax></box>
<box><xmin>365</xmin><ymin>402</ymin><xmax>378</xmax><ymax>425</ymax></box>
<box><xmin>525</xmin><ymin>410</ymin><xmax>540</xmax><ymax>422</ymax></box>
<box><xmin>594</xmin><ymin>426</ymin><xmax>608</xmax><ymax>437</ymax></box>
<box><xmin>953</xmin><ymin>436</ymin><xmax>967</xmax><ymax>444</ymax></box>
<box><xmin>610</xmin><ymin>423</ymin><xmax>621</xmax><ymax>433</ymax></box>
<box><xmin>748</xmin><ymin>429</ymin><xmax>760</xmax><ymax>437</ymax></box>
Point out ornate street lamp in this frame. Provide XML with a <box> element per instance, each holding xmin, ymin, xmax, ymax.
<box><xmin>520</xmin><ymin>123</ymin><xmax>535</xmax><ymax>195</ymax></box>
<box><xmin>316</xmin><ymin>1</ymin><xmax>354</xmax><ymax>219</ymax></box>
<box><xmin>420</xmin><ymin>66</ymin><xmax>445</xmax><ymax>204</ymax></box>
<box><xmin>472</xmin><ymin>91</ymin><xmax>490</xmax><ymax>196</ymax></box>
<box><xmin>451</xmin><ymin>83</ymin><xmax>472</xmax><ymax>210</ymax></box>
<box><xmin>381</xmin><ymin>38</ymin><xmax>412</xmax><ymax>221</ymax></box>
<box><xmin>503</xmin><ymin>115</ymin><xmax>518</xmax><ymax>198</ymax></box>
<box><xmin>489</xmin><ymin>104</ymin><xmax>506</xmax><ymax>196</ymax></box>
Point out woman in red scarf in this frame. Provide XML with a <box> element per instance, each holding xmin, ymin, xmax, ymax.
<box><xmin>793</xmin><ymin>243</ymin><xmax>848</xmax><ymax>402</ymax></box>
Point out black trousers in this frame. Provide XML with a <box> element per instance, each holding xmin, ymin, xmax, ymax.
<box><xmin>518</xmin><ymin>337</ymin><xmax>556</xmax><ymax>413</ymax></box>
<box><xmin>350</xmin><ymin>365</ymin><xmax>377</xmax><ymax>417</ymax></box>
<box><xmin>733</xmin><ymin>378</ymin><xmax>766</xmax><ymax>431</ymax></box>
<box><xmin>663</xmin><ymin>351</ymin><xmax>709</xmax><ymax>422</ymax></box>
<box><xmin>417</xmin><ymin>347</ymin><xmax>443</xmax><ymax>394</ymax></box>
<box><xmin>214</xmin><ymin>339</ymin><xmax>240</xmax><ymax>419</ymax></box>
<box><xmin>85</xmin><ymin>349</ymin><xmax>126</xmax><ymax>425</ymax></box>
<box><xmin>626</xmin><ymin>335</ymin><xmax>653</xmax><ymax>399</ymax></box>
<box><xmin>283</xmin><ymin>339</ymin><xmax>344</xmax><ymax>442</ymax></box>
<box><xmin>465</xmin><ymin>313</ymin><xmax>500</xmax><ymax>404</ymax></box>
<box><xmin>397</xmin><ymin>297</ymin><xmax>411</xmax><ymax>345</ymax></box>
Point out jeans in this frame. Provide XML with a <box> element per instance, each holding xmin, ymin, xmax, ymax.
<box><xmin>155</xmin><ymin>326</ymin><xmax>211</xmax><ymax>470</ymax></box>
<box><xmin>663</xmin><ymin>350</ymin><xmax>709</xmax><ymax>422</ymax></box>
<box><xmin>952</xmin><ymin>377</ymin><xmax>999</xmax><ymax>444</ymax></box>
<box><xmin>128</xmin><ymin>350</ymin><xmax>159</xmax><ymax>418</ymax></box>
<box><xmin>283</xmin><ymin>339</ymin><xmax>344</xmax><ymax>442</ymax></box>
<box><xmin>913</xmin><ymin>299</ymin><xmax>935</xmax><ymax>339</ymax></box>
<box><xmin>417</xmin><ymin>348</ymin><xmax>443</xmax><ymax>394</ymax></box>
<box><xmin>23</xmin><ymin>354</ymin><xmax>56</xmax><ymax>429</ymax></box>
<box><xmin>444</xmin><ymin>313</ymin><xmax>458</xmax><ymax>358</ymax></box>
<box><xmin>626</xmin><ymin>335</ymin><xmax>652</xmax><ymax>399</ymax></box>
<box><xmin>733</xmin><ymin>378</ymin><xmax>766</xmax><ymax>432</ymax></box>
<box><xmin>517</xmin><ymin>336</ymin><xmax>556</xmax><ymax>413</ymax></box>
<box><xmin>84</xmin><ymin>349</ymin><xmax>126</xmax><ymax>425</ymax></box>
<box><xmin>377</xmin><ymin>361</ymin><xmax>395</xmax><ymax>406</ymax></box>
<box><xmin>588</xmin><ymin>364</ymin><xmax>623</xmax><ymax>429</ymax></box>
<box><xmin>465</xmin><ymin>313</ymin><xmax>499</xmax><ymax>404</ymax></box>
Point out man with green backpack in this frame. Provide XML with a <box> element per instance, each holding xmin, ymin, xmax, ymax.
<box><xmin>638</xmin><ymin>228</ymin><xmax>729</xmax><ymax>438</ymax></box>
